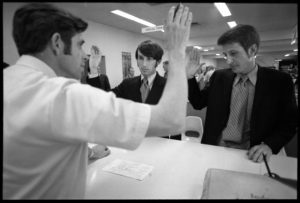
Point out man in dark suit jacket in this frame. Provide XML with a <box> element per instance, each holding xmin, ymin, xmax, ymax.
<box><xmin>112</xmin><ymin>40</ymin><xmax>165</xmax><ymax>104</ymax></box>
<box><xmin>112</xmin><ymin>40</ymin><xmax>181</xmax><ymax>139</ymax></box>
<box><xmin>112</xmin><ymin>72</ymin><xmax>165</xmax><ymax>104</ymax></box>
<box><xmin>187</xmin><ymin>24</ymin><xmax>297</xmax><ymax>163</ymax></box>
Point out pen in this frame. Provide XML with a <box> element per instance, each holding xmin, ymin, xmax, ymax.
<box><xmin>262</xmin><ymin>153</ymin><xmax>273</xmax><ymax>177</ymax></box>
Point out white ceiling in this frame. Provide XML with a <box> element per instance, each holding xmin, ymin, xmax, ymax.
<box><xmin>53</xmin><ymin>3</ymin><xmax>298</xmax><ymax>61</ymax></box>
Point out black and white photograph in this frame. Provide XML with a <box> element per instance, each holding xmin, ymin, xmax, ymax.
<box><xmin>3</xmin><ymin>2</ymin><xmax>298</xmax><ymax>199</ymax></box>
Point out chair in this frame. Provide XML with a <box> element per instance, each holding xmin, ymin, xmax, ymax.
<box><xmin>181</xmin><ymin>116</ymin><xmax>203</xmax><ymax>143</ymax></box>
<box><xmin>277</xmin><ymin>147</ymin><xmax>287</xmax><ymax>156</ymax></box>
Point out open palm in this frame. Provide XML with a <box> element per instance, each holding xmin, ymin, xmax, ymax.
<box><xmin>185</xmin><ymin>47</ymin><xmax>204</xmax><ymax>78</ymax></box>
<box><xmin>89</xmin><ymin>45</ymin><xmax>102</xmax><ymax>69</ymax></box>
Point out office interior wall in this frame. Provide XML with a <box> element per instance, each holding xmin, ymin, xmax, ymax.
<box><xmin>2</xmin><ymin>3</ymin><xmax>166</xmax><ymax>88</ymax></box>
<box><xmin>3</xmin><ymin>3</ymin><xmax>22</xmax><ymax>66</ymax></box>
<box><xmin>201</xmin><ymin>57</ymin><xmax>217</xmax><ymax>68</ymax></box>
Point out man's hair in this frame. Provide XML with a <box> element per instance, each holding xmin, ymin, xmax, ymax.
<box><xmin>135</xmin><ymin>40</ymin><xmax>164</xmax><ymax>62</ymax></box>
<box><xmin>217</xmin><ymin>24</ymin><xmax>260</xmax><ymax>54</ymax></box>
<box><xmin>13</xmin><ymin>3</ymin><xmax>88</xmax><ymax>56</ymax></box>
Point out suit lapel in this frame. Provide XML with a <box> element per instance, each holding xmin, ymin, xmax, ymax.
<box><xmin>223</xmin><ymin>70</ymin><xmax>235</xmax><ymax>110</ymax></box>
<box><xmin>135</xmin><ymin>76</ymin><xmax>142</xmax><ymax>102</ymax></box>
<box><xmin>251</xmin><ymin>67</ymin><xmax>265</xmax><ymax>125</ymax></box>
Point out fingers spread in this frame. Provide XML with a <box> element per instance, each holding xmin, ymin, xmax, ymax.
<box><xmin>165</xmin><ymin>4</ymin><xmax>192</xmax><ymax>56</ymax></box>
<box><xmin>180</xmin><ymin>6</ymin><xmax>189</xmax><ymax>26</ymax></box>
<box><xmin>167</xmin><ymin>6</ymin><xmax>176</xmax><ymax>25</ymax></box>
<box><xmin>173</xmin><ymin>4</ymin><xmax>184</xmax><ymax>24</ymax></box>
<box><xmin>186</xmin><ymin>12</ymin><xmax>193</xmax><ymax>27</ymax></box>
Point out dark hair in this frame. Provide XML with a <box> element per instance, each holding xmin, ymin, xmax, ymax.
<box><xmin>135</xmin><ymin>40</ymin><xmax>163</xmax><ymax>61</ymax></box>
<box><xmin>13</xmin><ymin>3</ymin><xmax>88</xmax><ymax>56</ymax></box>
<box><xmin>217</xmin><ymin>24</ymin><xmax>260</xmax><ymax>54</ymax></box>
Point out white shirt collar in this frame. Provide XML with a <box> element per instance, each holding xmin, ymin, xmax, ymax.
<box><xmin>16</xmin><ymin>55</ymin><xmax>57</xmax><ymax>78</ymax></box>
<box><xmin>141</xmin><ymin>72</ymin><xmax>157</xmax><ymax>89</ymax></box>
<box><xmin>234</xmin><ymin>64</ymin><xmax>258</xmax><ymax>86</ymax></box>
<box><xmin>88</xmin><ymin>72</ymin><xmax>99</xmax><ymax>78</ymax></box>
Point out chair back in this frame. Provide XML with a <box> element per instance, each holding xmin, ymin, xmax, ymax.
<box><xmin>182</xmin><ymin>116</ymin><xmax>203</xmax><ymax>142</ymax></box>
<box><xmin>277</xmin><ymin>147</ymin><xmax>287</xmax><ymax>156</ymax></box>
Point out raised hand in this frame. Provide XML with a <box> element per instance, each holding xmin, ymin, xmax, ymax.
<box><xmin>89</xmin><ymin>45</ymin><xmax>102</xmax><ymax>70</ymax></box>
<box><xmin>185</xmin><ymin>47</ymin><xmax>203</xmax><ymax>79</ymax></box>
<box><xmin>164</xmin><ymin>4</ymin><xmax>193</xmax><ymax>60</ymax></box>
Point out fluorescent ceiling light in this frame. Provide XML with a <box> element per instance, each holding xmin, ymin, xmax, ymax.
<box><xmin>141</xmin><ymin>25</ymin><xmax>164</xmax><ymax>33</ymax></box>
<box><xmin>214</xmin><ymin>3</ymin><xmax>231</xmax><ymax>17</ymax></box>
<box><xmin>291</xmin><ymin>39</ymin><xmax>296</xmax><ymax>45</ymax></box>
<box><xmin>284</xmin><ymin>54</ymin><xmax>290</xmax><ymax>57</ymax></box>
<box><xmin>216</xmin><ymin>53</ymin><xmax>220</xmax><ymax>56</ymax></box>
<box><xmin>194</xmin><ymin>46</ymin><xmax>202</xmax><ymax>49</ymax></box>
<box><xmin>111</xmin><ymin>10</ymin><xmax>156</xmax><ymax>27</ymax></box>
<box><xmin>203</xmin><ymin>49</ymin><xmax>209</xmax><ymax>52</ymax></box>
<box><xmin>227</xmin><ymin>21</ymin><xmax>237</xmax><ymax>28</ymax></box>
<box><xmin>294</xmin><ymin>49</ymin><xmax>298</xmax><ymax>52</ymax></box>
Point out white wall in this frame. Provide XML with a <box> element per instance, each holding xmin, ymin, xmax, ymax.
<box><xmin>3</xmin><ymin>2</ymin><xmax>167</xmax><ymax>88</ymax></box>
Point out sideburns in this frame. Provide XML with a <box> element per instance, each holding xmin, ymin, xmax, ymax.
<box><xmin>63</xmin><ymin>43</ymin><xmax>72</xmax><ymax>55</ymax></box>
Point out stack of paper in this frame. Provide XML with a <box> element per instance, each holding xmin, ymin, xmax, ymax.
<box><xmin>102</xmin><ymin>159</ymin><xmax>154</xmax><ymax>181</ymax></box>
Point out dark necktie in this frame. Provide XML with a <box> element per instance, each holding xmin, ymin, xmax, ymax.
<box><xmin>222</xmin><ymin>76</ymin><xmax>249</xmax><ymax>143</ymax></box>
<box><xmin>140</xmin><ymin>78</ymin><xmax>150</xmax><ymax>103</ymax></box>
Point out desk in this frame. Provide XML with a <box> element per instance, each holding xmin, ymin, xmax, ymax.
<box><xmin>85</xmin><ymin>137</ymin><xmax>297</xmax><ymax>199</ymax></box>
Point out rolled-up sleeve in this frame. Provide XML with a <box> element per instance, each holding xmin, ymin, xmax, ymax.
<box><xmin>50</xmin><ymin>79</ymin><xmax>151</xmax><ymax>150</ymax></box>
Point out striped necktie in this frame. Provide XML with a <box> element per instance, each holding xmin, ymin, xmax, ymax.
<box><xmin>140</xmin><ymin>78</ymin><xmax>150</xmax><ymax>103</ymax></box>
<box><xmin>222</xmin><ymin>76</ymin><xmax>249</xmax><ymax>143</ymax></box>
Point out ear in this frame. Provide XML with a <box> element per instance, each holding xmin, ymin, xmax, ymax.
<box><xmin>248</xmin><ymin>44</ymin><xmax>258</xmax><ymax>59</ymax></box>
<box><xmin>50</xmin><ymin>33</ymin><xmax>64</xmax><ymax>56</ymax></box>
<box><xmin>156</xmin><ymin>59</ymin><xmax>162</xmax><ymax>67</ymax></box>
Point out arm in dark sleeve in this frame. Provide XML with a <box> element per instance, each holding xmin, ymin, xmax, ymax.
<box><xmin>264</xmin><ymin>74</ymin><xmax>298</xmax><ymax>153</ymax></box>
<box><xmin>111</xmin><ymin>81</ymin><xmax>125</xmax><ymax>98</ymax></box>
<box><xmin>188</xmin><ymin>76</ymin><xmax>211</xmax><ymax>110</ymax></box>
<box><xmin>104</xmin><ymin>75</ymin><xmax>111</xmax><ymax>91</ymax></box>
<box><xmin>80</xmin><ymin>62</ymin><xmax>89</xmax><ymax>84</ymax></box>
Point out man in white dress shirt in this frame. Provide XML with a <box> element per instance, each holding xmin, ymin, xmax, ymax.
<box><xmin>3</xmin><ymin>3</ymin><xmax>192</xmax><ymax>199</ymax></box>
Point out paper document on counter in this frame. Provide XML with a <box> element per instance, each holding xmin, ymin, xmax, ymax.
<box><xmin>102</xmin><ymin>159</ymin><xmax>154</xmax><ymax>181</ymax></box>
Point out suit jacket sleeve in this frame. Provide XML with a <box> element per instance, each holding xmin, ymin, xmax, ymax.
<box><xmin>111</xmin><ymin>80</ymin><xmax>125</xmax><ymax>98</ymax></box>
<box><xmin>263</xmin><ymin>73</ymin><xmax>298</xmax><ymax>153</ymax></box>
<box><xmin>188</xmin><ymin>75</ymin><xmax>211</xmax><ymax>110</ymax></box>
<box><xmin>80</xmin><ymin>61</ymin><xmax>89</xmax><ymax>84</ymax></box>
<box><xmin>104</xmin><ymin>75</ymin><xmax>111</xmax><ymax>91</ymax></box>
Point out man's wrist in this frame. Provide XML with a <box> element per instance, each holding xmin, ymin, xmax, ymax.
<box><xmin>88</xmin><ymin>147</ymin><xmax>94</xmax><ymax>158</ymax></box>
